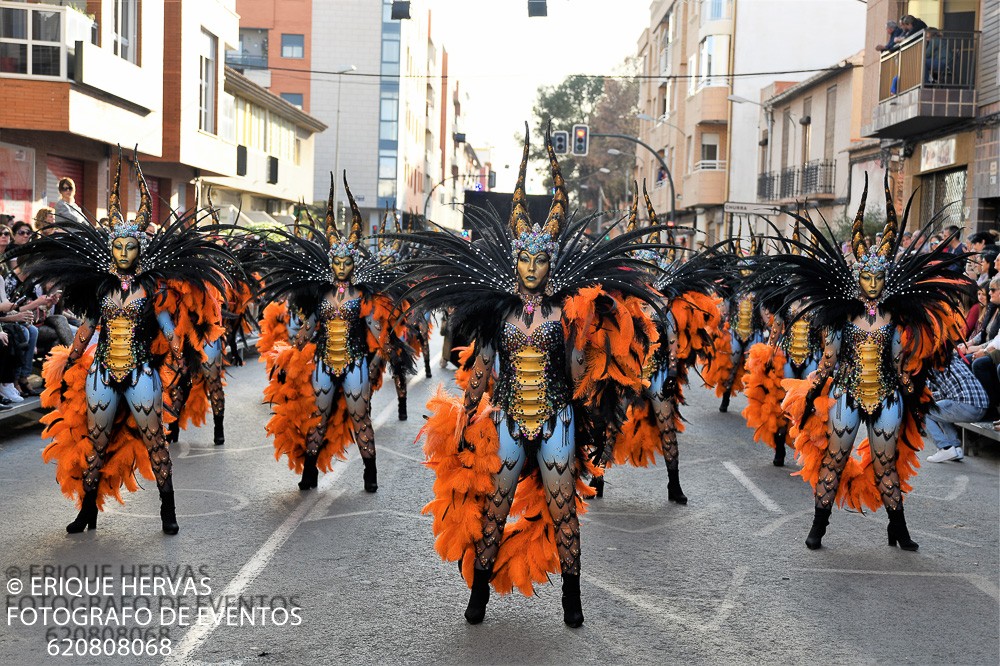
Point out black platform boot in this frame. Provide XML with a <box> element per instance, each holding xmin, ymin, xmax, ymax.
<box><xmin>464</xmin><ymin>567</ymin><xmax>491</xmax><ymax>625</ymax></box>
<box><xmin>773</xmin><ymin>428</ymin><xmax>787</xmax><ymax>467</ymax></box>
<box><xmin>398</xmin><ymin>396</ymin><xmax>407</xmax><ymax>421</ymax></box>
<box><xmin>298</xmin><ymin>453</ymin><xmax>318</xmax><ymax>490</ymax></box>
<box><xmin>667</xmin><ymin>467</ymin><xmax>687</xmax><ymax>504</ymax></box>
<box><xmin>213</xmin><ymin>411</ymin><xmax>225</xmax><ymax>446</ymax></box>
<box><xmin>719</xmin><ymin>391</ymin><xmax>731</xmax><ymax>413</ymax></box>
<box><xmin>423</xmin><ymin>348</ymin><xmax>432</xmax><ymax>379</ymax></box>
<box><xmin>887</xmin><ymin>507</ymin><xmax>919</xmax><ymax>551</ymax></box>
<box><xmin>165</xmin><ymin>423</ymin><xmax>180</xmax><ymax>445</ymax></box>
<box><xmin>159</xmin><ymin>481</ymin><xmax>179</xmax><ymax>535</ymax></box>
<box><xmin>805</xmin><ymin>506</ymin><xmax>831</xmax><ymax>550</ymax></box>
<box><xmin>589</xmin><ymin>476</ymin><xmax>605</xmax><ymax>499</ymax></box>
<box><xmin>561</xmin><ymin>573</ymin><xmax>584</xmax><ymax>628</ymax></box>
<box><xmin>66</xmin><ymin>490</ymin><xmax>98</xmax><ymax>533</ymax></box>
<box><xmin>362</xmin><ymin>456</ymin><xmax>378</xmax><ymax>493</ymax></box>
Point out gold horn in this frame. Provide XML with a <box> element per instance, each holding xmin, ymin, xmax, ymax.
<box><xmin>542</xmin><ymin>121</ymin><xmax>567</xmax><ymax>238</ymax></box>
<box><xmin>133</xmin><ymin>146</ymin><xmax>152</xmax><ymax>232</ymax></box>
<box><xmin>343</xmin><ymin>171</ymin><xmax>363</xmax><ymax>246</ymax></box>
<box><xmin>626</xmin><ymin>181</ymin><xmax>639</xmax><ymax>233</ymax></box>
<box><xmin>642</xmin><ymin>180</ymin><xmax>661</xmax><ymax>244</ymax></box>
<box><xmin>107</xmin><ymin>145</ymin><xmax>124</xmax><ymax>231</ymax></box>
<box><xmin>325</xmin><ymin>172</ymin><xmax>340</xmax><ymax>241</ymax></box>
<box><xmin>206</xmin><ymin>186</ymin><xmax>220</xmax><ymax>226</ymax></box>
<box><xmin>791</xmin><ymin>218</ymin><xmax>801</xmax><ymax>255</ymax></box>
<box><xmin>509</xmin><ymin>122</ymin><xmax>531</xmax><ymax>237</ymax></box>
<box><xmin>851</xmin><ymin>173</ymin><xmax>870</xmax><ymax>261</ymax></box>
<box><xmin>877</xmin><ymin>171</ymin><xmax>897</xmax><ymax>257</ymax></box>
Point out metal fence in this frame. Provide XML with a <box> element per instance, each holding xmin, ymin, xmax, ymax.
<box><xmin>878</xmin><ymin>30</ymin><xmax>979</xmax><ymax>101</ymax></box>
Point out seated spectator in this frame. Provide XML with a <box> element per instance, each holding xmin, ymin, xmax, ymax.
<box><xmin>925</xmin><ymin>351</ymin><xmax>990</xmax><ymax>462</ymax></box>
<box><xmin>966</xmin><ymin>286</ymin><xmax>988</xmax><ymax>338</ymax></box>
<box><xmin>0</xmin><ymin>275</ymin><xmax>38</xmax><ymax>401</ymax></box>
<box><xmin>963</xmin><ymin>275</ymin><xmax>1000</xmax><ymax>413</ymax></box>
<box><xmin>969</xmin><ymin>230</ymin><xmax>999</xmax><ymax>253</ymax></box>
<box><xmin>0</xmin><ymin>325</ymin><xmax>15</xmax><ymax>409</ymax></box>
<box><xmin>53</xmin><ymin>177</ymin><xmax>88</xmax><ymax>225</ymax></box>
<box><xmin>875</xmin><ymin>20</ymin><xmax>904</xmax><ymax>52</ymax></box>
<box><xmin>974</xmin><ymin>246</ymin><xmax>1000</xmax><ymax>288</ymax></box>
<box><xmin>33</xmin><ymin>207</ymin><xmax>56</xmax><ymax>236</ymax></box>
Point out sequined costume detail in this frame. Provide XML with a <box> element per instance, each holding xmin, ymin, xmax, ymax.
<box><xmin>732</xmin><ymin>294</ymin><xmax>759</xmax><ymax>344</ymax></box>
<box><xmin>97</xmin><ymin>296</ymin><xmax>149</xmax><ymax>382</ymax></box>
<box><xmin>316</xmin><ymin>298</ymin><xmax>365</xmax><ymax>376</ymax></box>
<box><xmin>833</xmin><ymin>323</ymin><xmax>894</xmax><ymax>415</ymax></box>
<box><xmin>495</xmin><ymin>321</ymin><xmax>569</xmax><ymax>439</ymax></box>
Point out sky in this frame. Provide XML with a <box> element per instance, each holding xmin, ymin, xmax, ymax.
<box><xmin>427</xmin><ymin>0</ymin><xmax>650</xmax><ymax>193</ymax></box>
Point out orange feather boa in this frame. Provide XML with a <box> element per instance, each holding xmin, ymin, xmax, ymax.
<box><xmin>742</xmin><ymin>343</ymin><xmax>788</xmax><ymax>450</ymax></box>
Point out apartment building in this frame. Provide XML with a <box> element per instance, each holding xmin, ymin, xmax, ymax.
<box><xmin>755</xmin><ymin>52</ymin><xmax>864</xmax><ymax>236</ymax></box>
<box><xmin>0</xmin><ymin>0</ymin><xmax>320</xmax><ymax>227</ymax></box>
<box><xmin>860</xmin><ymin>0</ymin><xmax>998</xmax><ymax>232</ymax></box>
<box><xmin>635</xmin><ymin>0</ymin><xmax>865</xmax><ymax>242</ymax></box>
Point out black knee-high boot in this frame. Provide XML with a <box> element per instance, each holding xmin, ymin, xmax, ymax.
<box><xmin>423</xmin><ymin>348</ymin><xmax>432</xmax><ymax>379</ymax></box>
<box><xmin>561</xmin><ymin>573</ymin><xmax>584</xmax><ymax>628</ymax></box>
<box><xmin>719</xmin><ymin>390</ymin><xmax>731</xmax><ymax>413</ymax></box>
<box><xmin>298</xmin><ymin>453</ymin><xmax>318</xmax><ymax>490</ymax></box>
<box><xmin>362</xmin><ymin>455</ymin><xmax>378</xmax><ymax>493</ymax></box>
<box><xmin>667</xmin><ymin>467</ymin><xmax>687</xmax><ymax>504</ymax></box>
<box><xmin>773</xmin><ymin>427</ymin><xmax>787</xmax><ymax>467</ymax></box>
<box><xmin>159</xmin><ymin>479</ymin><xmax>179</xmax><ymax>535</ymax></box>
<box><xmin>887</xmin><ymin>507</ymin><xmax>918</xmax><ymax>551</ymax></box>
<box><xmin>464</xmin><ymin>567</ymin><xmax>491</xmax><ymax>624</ymax></box>
<box><xmin>213</xmin><ymin>411</ymin><xmax>225</xmax><ymax>446</ymax></box>
<box><xmin>66</xmin><ymin>490</ymin><xmax>98</xmax><ymax>533</ymax></box>
<box><xmin>589</xmin><ymin>475</ymin><xmax>605</xmax><ymax>498</ymax></box>
<box><xmin>805</xmin><ymin>506</ymin><xmax>831</xmax><ymax>550</ymax></box>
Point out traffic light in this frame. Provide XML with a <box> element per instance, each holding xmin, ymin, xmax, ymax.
<box><xmin>552</xmin><ymin>130</ymin><xmax>569</xmax><ymax>155</ymax></box>
<box><xmin>572</xmin><ymin>124</ymin><xmax>589</xmax><ymax>156</ymax></box>
<box><xmin>487</xmin><ymin>170</ymin><xmax>496</xmax><ymax>189</ymax></box>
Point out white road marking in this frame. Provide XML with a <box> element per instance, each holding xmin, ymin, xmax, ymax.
<box><xmin>754</xmin><ymin>508</ymin><xmax>813</xmax><ymax>537</ymax></box>
<box><xmin>165</xmin><ymin>462</ymin><xmax>349</xmax><ymax>664</ymax></box>
<box><xmin>912</xmin><ymin>474</ymin><xmax>970</xmax><ymax>501</ymax></box>
<box><xmin>722</xmin><ymin>461</ymin><xmax>783</xmax><ymax>513</ymax></box>
<box><xmin>789</xmin><ymin>567</ymin><xmax>999</xmax><ymax>602</ymax></box>
<box><xmin>703</xmin><ymin>566</ymin><xmax>750</xmax><ymax>631</ymax></box>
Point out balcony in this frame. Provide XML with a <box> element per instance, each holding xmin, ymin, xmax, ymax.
<box><xmin>758</xmin><ymin>160</ymin><xmax>835</xmax><ymax>201</ymax></box>
<box><xmin>866</xmin><ymin>30</ymin><xmax>978</xmax><ymax>139</ymax></box>
<box><xmin>225</xmin><ymin>51</ymin><xmax>268</xmax><ymax>70</ymax></box>
<box><xmin>694</xmin><ymin>159</ymin><xmax>726</xmax><ymax>171</ymax></box>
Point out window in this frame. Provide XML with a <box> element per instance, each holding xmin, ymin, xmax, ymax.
<box><xmin>380</xmin><ymin>90</ymin><xmax>399</xmax><ymax>141</ymax></box>
<box><xmin>687</xmin><ymin>54</ymin><xmax>697</xmax><ymax>94</ymax></box>
<box><xmin>698</xmin><ymin>35</ymin><xmax>729</xmax><ymax>88</ymax></box>
<box><xmin>686</xmin><ymin>135</ymin><xmax>693</xmax><ymax>173</ymax></box>
<box><xmin>378</xmin><ymin>149</ymin><xmax>396</xmax><ymax>180</ymax></box>
<box><xmin>701</xmin><ymin>133</ymin><xmax>719</xmax><ymax>163</ymax></box>
<box><xmin>0</xmin><ymin>6</ymin><xmax>62</xmax><ymax>76</ymax></box>
<box><xmin>199</xmin><ymin>30</ymin><xmax>217</xmax><ymax>134</ymax></box>
<box><xmin>780</xmin><ymin>109</ymin><xmax>792</xmax><ymax>170</ymax></box>
<box><xmin>920</xmin><ymin>168</ymin><xmax>967</xmax><ymax>226</ymax></box>
<box><xmin>700</xmin><ymin>0</ymin><xmax>732</xmax><ymax>24</ymax></box>
<box><xmin>113</xmin><ymin>0</ymin><xmax>138</xmax><ymax>64</ymax></box>
<box><xmin>228</xmin><ymin>27</ymin><xmax>267</xmax><ymax>69</ymax></box>
<box><xmin>824</xmin><ymin>85</ymin><xmax>837</xmax><ymax>160</ymax></box>
<box><xmin>280</xmin><ymin>92</ymin><xmax>304</xmax><ymax>109</ymax></box>
<box><xmin>281</xmin><ymin>34</ymin><xmax>304</xmax><ymax>59</ymax></box>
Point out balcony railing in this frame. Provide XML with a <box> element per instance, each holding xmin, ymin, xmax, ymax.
<box><xmin>800</xmin><ymin>159</ymin><xmax>835</xmax><ymax>196</ymax></box>
<box><xmin>0</xmin><ymin>1</ymin><xmax>97</xmax><ymax>80</ymax></box>
<box><xmin>757</xmin><ymin>172</ymin><xmax>777</xmax><ymax>200</ymax></box>
<box><xmin>878</xmin><ymin>29</ymin><xmax>978</xmax><ymax>102</ymax></box>
<box><xmin>225</xmin><ymin>51</ymin><xmax>268</xmax><ymax>70</ymax></box>
<box><xmin>779</xmin><ymin>167</ymin><xmax>799</xmax><ymax>199</ymax></box>
<box><xmin>694</xmin><ymin>159</ymin><xmax>726</xmax><ymax>171</ymax></box>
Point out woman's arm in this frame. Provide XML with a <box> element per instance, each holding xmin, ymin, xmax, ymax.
<box><xmin>155</xmin><ymin>310</ymin><xmax>182</xmax><ymax>360</ymax></box>
<box><xmin>287</xmin><ymin>309</ymin><xmax>315</xmax><ymax>349</ymax></box>
<box><xmin>464</xmin><ymin>339</ymin><xmax>496</xmax><ymax>418</ymax></box>
<box><xmin>67</xmin><ymin>318</ymin><xmax>96</xmax><ymax>364</ymax></box>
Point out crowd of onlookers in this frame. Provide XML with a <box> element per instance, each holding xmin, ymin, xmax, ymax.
<box><xmin>875</xmin><ymin>14</ymin><xmax>955</xmax><ymax>89</ymax></box>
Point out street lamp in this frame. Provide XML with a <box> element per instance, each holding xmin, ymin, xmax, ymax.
<box><xmin>332</xmin><ymin>64</ymin><xmax>357</xmax><ymax>215</ymax></box>
<box><xmin>594</xmin><ymin>132</ymin><xmax>677</xmax><ymax>227</ymax></box>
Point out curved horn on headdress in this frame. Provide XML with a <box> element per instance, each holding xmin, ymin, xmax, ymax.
<box><xmin>542</xmin><ymin>121</ymin><xmax>567</xmax><ymax>238</ymax></box>
<box><xmin>877</xmin><ymin>171</ymin><xmax>897</xmax><ymax>257</ymax></box>
<box><xmin>625</xmin><ymin>181</ymin><xmax>639</xmax><ymax>234</ymax></box>
<box><xmin>509</xmin><ymin>122</ymin><xmax>531</xmax><ymax>237</ymax></box>
<box><xmin>206</xmin><ymin>186</ymin><xmax>220</xmax><ymax>226</ymax></box>
<box><xmin>790</xmin><ymin>217</ymin><xmax>801</xmax><ymax>255</ymax></box>
<box><xmin>293</xmin><ymin>198</ymin><xmax>302</xmax><ymax>236</ymax></box>
<box><xmin>734</xmin><ymin>218</ymin><xmax>743</xmax><ymax>255</ymax></box>
<box><xmin>641</xmin><ymin>180</ymin><xmax>661</xmax><ymax>244</ymax></box>
<box><xmin>390</xmin><ymin>205</ymin><xmax>403</xmax><ymax>252</ymax></box>
<box><xmin>325</xmin><ymin>172</ymin><xmax>340</xmax><ymax>241</ymax></box>
<box><xmin>133</xmin><ymin>146</ymin><xmax>152</xmax><ymax>232</ymax></box>
<box><xmin>851</xmin><ymin>173</ymin><xmax>870</xmax><ymax>261</ymax></box>
<box><xmin>378</xmin><ymin>204</ymin><xmax>390</xmax><ymax>252</ymax></box>
<box><xmin>107</xmin><ymin>145</ymin><xmax>125</xmax><ymax>231</ymax></box>
<box><xmin>343</xmin><ymin>171</ymin><xmax>363</xmax><ymax>246</ymax></box>
<box><xmin>750</xmin><ymin>231</ymin><xmax>760</xmax><ymax>256</ymax></box>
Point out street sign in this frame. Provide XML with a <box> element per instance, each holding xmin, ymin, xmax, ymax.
<box><xmin>723</xmin><ymin>201</ymin><xmax>781</xmax><ymax>215</ymax></box>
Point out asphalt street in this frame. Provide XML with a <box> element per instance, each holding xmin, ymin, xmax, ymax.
<box><xmin>0</xmin><ymin>335</ymin><xmax>997</xmax><ymax>665</ymax></box>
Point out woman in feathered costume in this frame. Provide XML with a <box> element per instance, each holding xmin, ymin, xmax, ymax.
<box><xmin>769</xmin><ymin>174</ymin><xmax>971</xmax><ymax>550</ymax></box>
<box><xmin>404</xmin><ymin>125</ymin><xmax>662</xmax><ymax>627</ymax></box>
<box><xmin>7</xmin><ymin>148</ymin><xmax>237</xmax><ymax>534</ymax></box>
<box><xmin>742</xmin><ymin>219</ymin><xmax>825</xmax><ymax>466</ymax></box>
<box><xmin>602</xmin><ymin>183</ymin><xmax>725</xmax><ymax>503</ymax></box>
<box><xmin>712</xmin><ymin>228</ymin><xmax>767</xmax><ymax>413</ymax></box>
<box><xmin>258</xmin><ymin>173</ymin><xmax>406</xmax><ymax>493</ymax></box>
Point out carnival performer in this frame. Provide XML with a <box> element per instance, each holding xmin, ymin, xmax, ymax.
<box><xmin>714</xmin><ymin>229</ymin><xmax>767</xmax><ymax>413</ymax></box>
<box><xmin>768</xmin><ymin>174</ymin><xmax>970</xmax><ymax>550</ymax></box>
<box><xmin>7</xmin><ymin>148</ymin><xmax>238</xmax><ymax>535</ymax></box>
<box><xmin>742</xmin><ymin>220</ymin><xmax>824</xmax><ymax>466</ymax></box>
<box><xmin>258</xmin><ymin>173</ymin><xmax>408</xmax><ymax>493</ymax></box>
<box><xmin>602</xmin><ymin>183</ymin><xmax>725</xmax><ymax>503</ymax></box>
<box><xmin>403</xmin><ymin>125</ymin><xmax>663</xmax><ymax>628</ymax></box>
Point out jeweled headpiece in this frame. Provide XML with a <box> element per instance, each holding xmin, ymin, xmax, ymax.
<box><xmin>105</xmin><ymin>146</ymin><xmax>151</xmax><ymax>252</ymax></box>
<box><xmin>509</xmin><ymin>123</ymin><xmax>561</xmax><ymax>260</ymax></box>
<box><xmin>641</xmin><ymin>181</ymin><xmax>674</xmax><ymax>268</ymax></box>
<box><xmin>851</xmin><ymin>173</ymin><xmax>892</xmax><ymax>276</ymax></box>
<box><xmin>376</xmin><ymin>204</ymin><xmax>403</xmax><ymax>263</ymax></box>
<box><xmin>326</xmin><ymin>171</ymin><xmax>363</xmax><ymax>260</ymax></box>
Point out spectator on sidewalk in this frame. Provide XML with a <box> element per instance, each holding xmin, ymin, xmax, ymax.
<box><xmin>33</xmin><ymin>207</ymin><xmax>56</xmax><ymax>236</ymax></box>
<box><xmin>968</xmin><ymin>230</ymin><xmax>998</xmax><ymax>253</ymax></box>
<box><xmin>875</xmin><ymin>20</ymin><xmax>904</xmax><ymax>52</ymax></box>
<box><xmin>964</xmin><ymin>275</ymin><xmax>1000</xmax><ymax>411</ymax></box>
<box><xmin>53</xmin><ymin>177</ymin><xmax>88</xmax><ymax>226</ymax></box>
<box><xmin>925</xmin><ymin>352</ymin><xmax>990</xmax><ymax>462</ymax></box>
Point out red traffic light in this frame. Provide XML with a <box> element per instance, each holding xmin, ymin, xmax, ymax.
<box><xmin>571</xmin><ymin>124</ymin><xmax>589</xmax><ymax>156</ymax></box>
